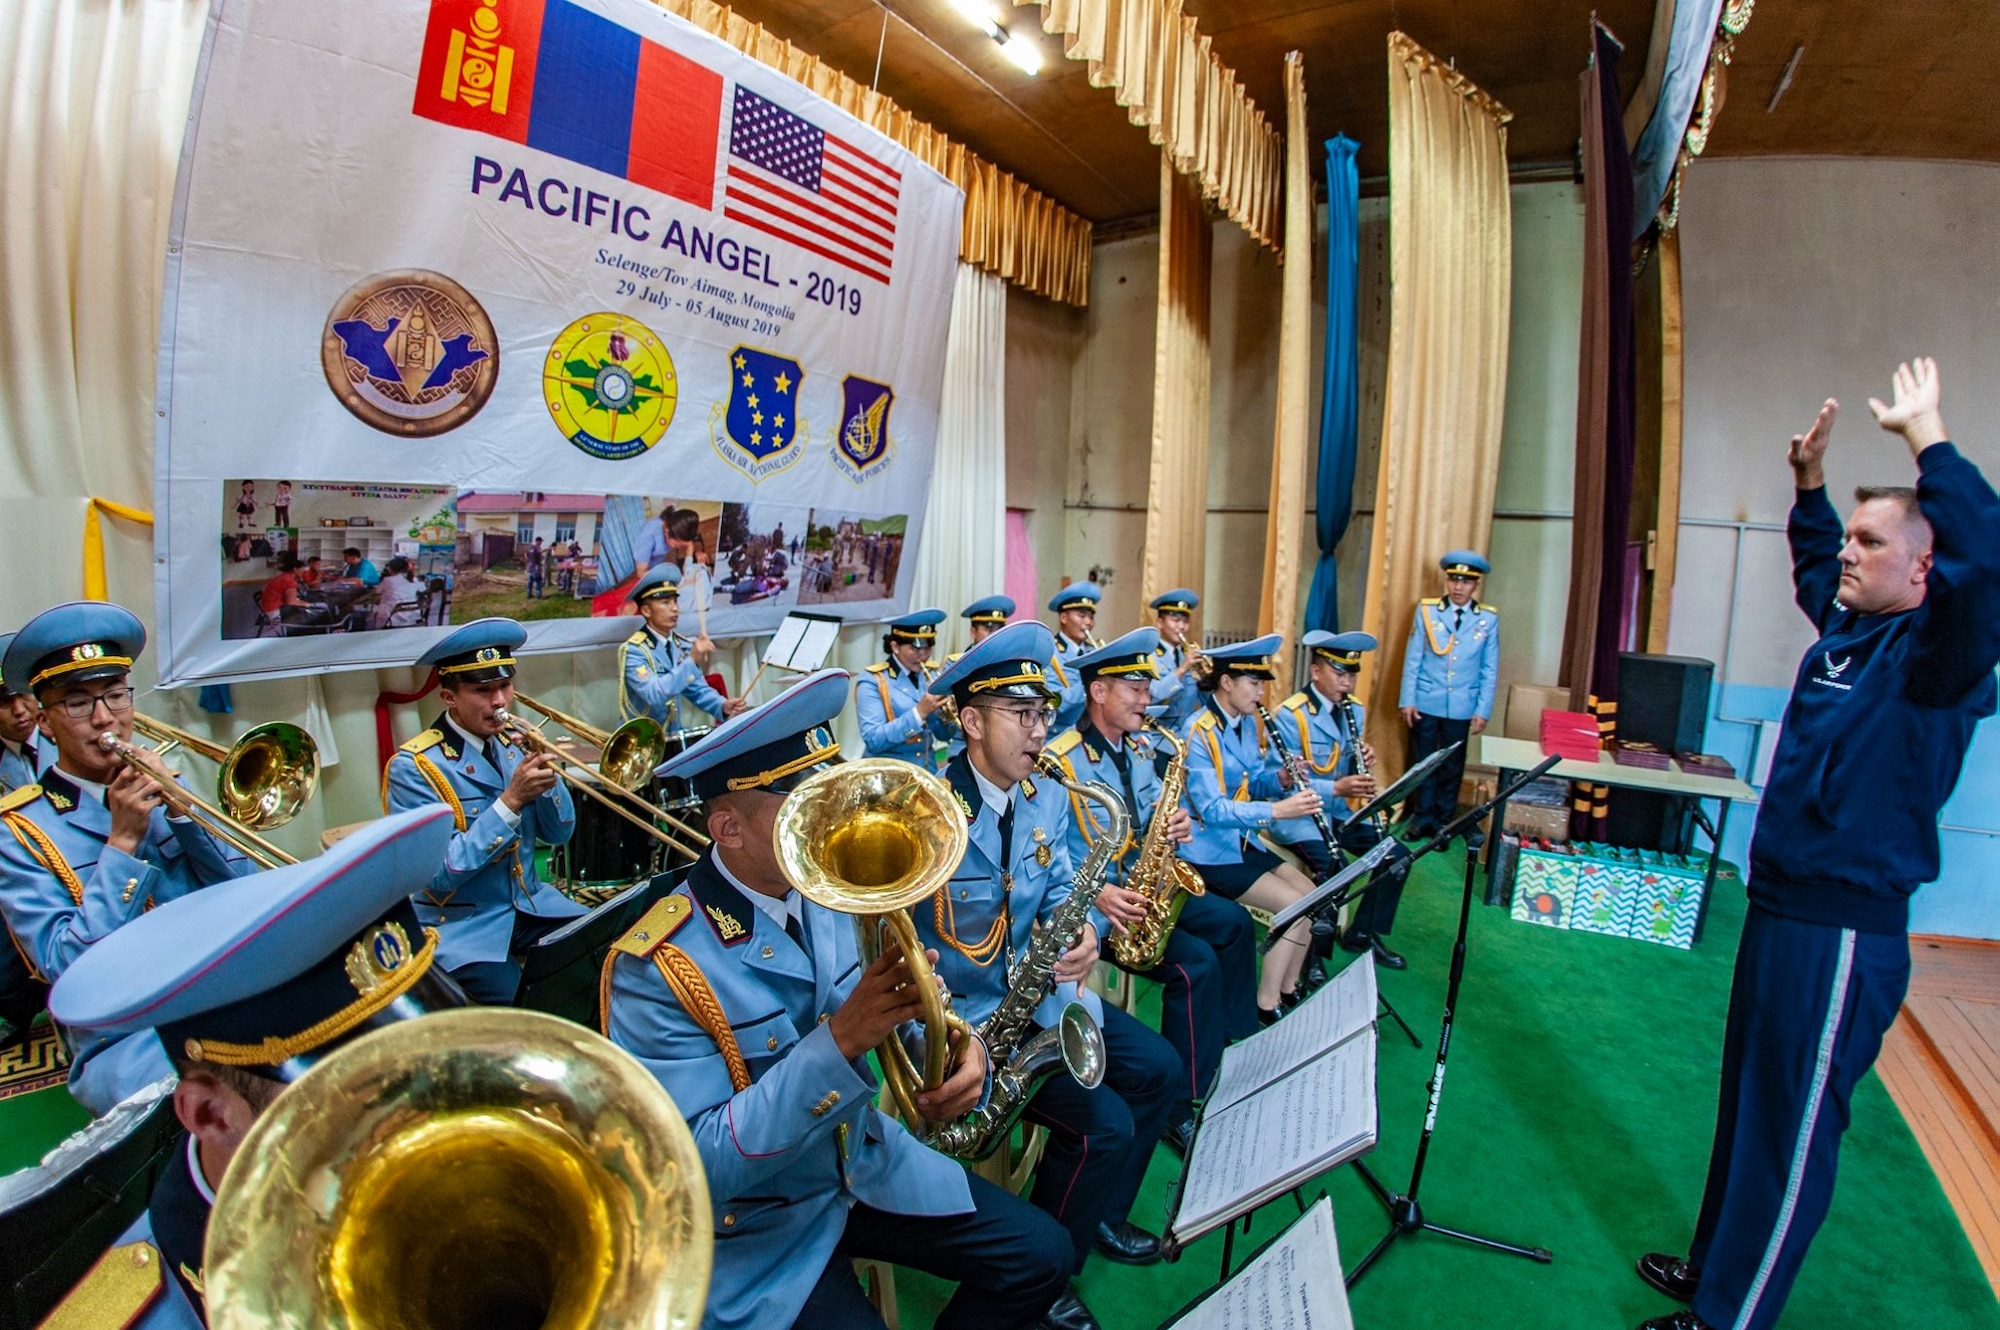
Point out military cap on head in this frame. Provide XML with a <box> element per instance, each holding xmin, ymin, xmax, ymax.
<box><xmin>632</xmin><ymin>563</ymin><xmax>683</xmax><ymax>604</ymax></box>
<box><xmin>1074</xmin><ymin>627</ymin><xmax>1162</xmax><ymax>683</ymax></box>
<box><xmin>929</xmin><ymin>621</ymin><xmax>1057</xmax><ymax>705</ymax></box>
<box><xmin>885</xmin><ymin>608</ymin><xmax>947</xmax><ymax>644</ymax></box>
<box><xmin>0</xmin><ymin>632</ymin><xmax>20</xmax><ymax>699</ymax></box>
<box><xmin>4</xmin><ymin>602</ymin><xmax>146</xmax><ymax>695</ymax></box>
<box><xmin>1202</xmin><ymin>632</ymin><xmax>1284</xmax><ymax>679</ymax></box>
<box><xmin>1440</xmin><ymin>550</ymin><xmax>1490</xmax><ymax>579</ymax></box>
<box><xmin>1303</xmin><ymin>629</ymin><xmax>1378</xmax><ymax>671</ymax></box>
<box><xmin>1149</xmin><ymin>589</ymin><xmax>1200</xmax><ymax>616</ymax></box>
<box><xmin>417</xmin><ymin>616</ymin><xmax>526</xmax><ymax>683</ymax></box>
<box><xmin>960</xmin><ymin>595</ymin><xmax>1015</xmax><ymax>626</ymax></box>
<box><xmin>656</xmin><ymin>667</ymin><xmax>848</xmax><ymax>801</ymax></box>
<box><xmin>48</xmin><ymin>806</ymin><xmax>464</xmax><ymax>1081</ymax></box>
<box><xmin>1046</xmin><ymin>582</ymin><xmax>1102</xmax><ymax>615</ymax></box>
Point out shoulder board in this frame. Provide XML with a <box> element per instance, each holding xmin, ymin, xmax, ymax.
<box><xmin>1421</xmin><ymin>597</ymin><xmax>1444</xmax><ymax>607</ymax></box>
<box><xmin>864</xmin><ymin>662</ymin><xmax>892</xmax><ymax>675</ymax></box>
<box><xmin>625</xmin><ymin>631</ymin><xmax>648</xmax><ymax>645</ymax></box>
<box><xmin>1191</xmin><ymin>711</ymin><xmax>1218</xmax><ymax>731</ymax></box>
<box><xmin>0</xmin><ymin>784</ymin><xmax>40</xmax><ymax>814</ymax></box>
<box><xmin>612</xmin><ymin>895</ymin><xmax>693</xmax><ymax>958</ymax></box>
<box><xmin>1044</xmin><ymin>731</ymin><xmax>1082</xmax><ymax>757</ymax></box>
<box><xmin>1280</xmin><ymin>692</ymin><xmax>1309</xmax><ymax>712</ymax></box>
<box><xmin>945</xmin><ymin>651</ymin><xmax>965</xmax><ymax>665</ymax></box>
<box><xmin>1478</xmin><ymin>604</ymin><xmax>1498</xmax><ymax>616</ymax></box>
<box><xmin>399</xmin><ymin>729</ymin><xmax>445</xmax><ymax>754</ymax></box>
<box><xmin>37</xmin><ymin>1241</ymin><xmax>164</xmax><ymax>1329</ymax></box>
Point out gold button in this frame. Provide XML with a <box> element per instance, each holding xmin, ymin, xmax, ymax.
<box><xmin>811</xmin><ymin>1105</ymin><xmax>825</xmax><ymax>1117</ymax></box>
<box><xmin>722</xmin><ymin>1214</ymin><xmax>736</xmax><ymax>1228</ymax></box>
<box><xmin>818</xmin><ymin>1013</ymin><xmax>830</xmax><ymax>1024</ymax></box>
<box><xmin>762</xmin><ymin>945</ymin><xmax>775</xmax><ymax>958</ymax></box>
<box><xmin>826</xmin><ymin>1091</ymin><xmax>840</xmax><ymax>1105</ymax></box>
<box><xmin>767</xmin><ymin>1036</ymin><xmax>779</xmax><ymax>1051</ymax></box>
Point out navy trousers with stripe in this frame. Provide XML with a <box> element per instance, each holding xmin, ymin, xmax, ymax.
<box><xmin>1116</xmin><ymin>890</ymin><xmax>1259</xmax><ymax>1118</ymax></box>
<box><xmin>1687</xmin><ymin>904</ymin><xmax>1910</xmax><ymax>1330</ymax></box>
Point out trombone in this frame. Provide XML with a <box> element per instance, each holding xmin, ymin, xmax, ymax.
<box><xmin>508</xmin><ymin>693</ymin><xmax>713</xmax><ymax>850</ymax></box>
<box><xmin>496</xmin><ymin>709</ymin><xmax>707</xmax><ymax>861</ymax></box>
<box><xmin>97</xmin><ymin>732</ymin><xmax>298</xmax><ymax>868</ymax></box>
<box><xmin>131</xmin><ymin>713</ymin><xmax>320</xmax><ymax>831</ymax></box>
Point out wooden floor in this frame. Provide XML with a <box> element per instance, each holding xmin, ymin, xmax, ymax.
<box><xmin>1877</xmin><ymin>934</ymin><xmax>2000</xmax><ymax>1297</ymax></box>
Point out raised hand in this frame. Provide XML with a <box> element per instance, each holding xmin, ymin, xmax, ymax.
<box><xmin>1868</xmin><ymin>358</ymin><xmax>1948</xmax><ymax>455</ymax></box>
<box><xmin>501</xmin><ymin>751</ymin><xmax>560</xmax><ymax>812</ymax></box>
<box><xmin>1788</xmin><ymin>399</ymin><xmax>1837</xmax><ymax>489</ymax></box>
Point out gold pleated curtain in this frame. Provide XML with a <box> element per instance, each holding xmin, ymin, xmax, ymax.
<box><xmin>1255</xmin><ymin>53</ymin><xmax>1313</xmax><ymax>700</ymax></box>
<box><xmin>658</xmin><ymin>0</ymin><xmax>1093</xmax><ymax>305</ymax></box>
<box><xmin>1359</xmin><ymin>34</ymin><xmax>1514</xmax><ymax>782</ymax></box>
<box><xmin>1027</xmin><ymin>0</ymin><xmax>1281</xmax><ymax>249</ymax></box>
<box><xmin>1141</xmin><ymin>155</ymin><xmax>1213</xmax><ymax>613</ymax></box>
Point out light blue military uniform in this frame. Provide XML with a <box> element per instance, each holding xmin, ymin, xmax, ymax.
<box><xmin>1268</xmin><ymin>631</ymin><xmax>1379</xmax><ymax>847</ymax></box>
<box><xmin>385</xmin><ymin>620</ymin><xmax>581</xmax><ymax>976</ymax></box>
<box><xmin>1044</xmin><ymin>583</ymin><xmax>1103</xmax><ymax>732</ymax></box>
<box><xmin>1180</xmin><ymin>634</ymin><xmax>1290</xmax><ymax>868</ymax></box>
<box><xmin>0</xmin><ymin>605</ymin><xmax>255</xmax><ymax>1112</ymax></box>
<box><xmin>603</xmin><ymin>670</ymin><xmax>987</xmax><ymax>1330</ymax></box>
<box><xmin>941</xmin><ymin>597</ymin><xmax>1018</xmax><ymax>762</ymax></box>
<box><xmin>1398</xmin><ymin>554</ymin><xmax>1500</xmax><ymax>722</ymax></box>
<box><xmin>619</xmin><ymin>564</ymin><xmax>728</xmax><ymax>734</ymax></box>
<box><xmin>1146</xmin><ymin>590</ymin><xmax>1205</xmax><ymax>734</ymax></box>
<box><xmin>855</xmin><ymin>608</ymin><xmax>952</xmax><ymax>773</ymax></box>
<box><xmin>0</xmin><ymin>632</ymin><xmax>52</xmax><ymax>796</ymax></box>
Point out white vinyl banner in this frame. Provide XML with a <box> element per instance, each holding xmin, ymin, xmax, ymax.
<box><xmin>154</xmin><ymin>0</ymin><xmax>962</xmax><ymax>686</ymax></box>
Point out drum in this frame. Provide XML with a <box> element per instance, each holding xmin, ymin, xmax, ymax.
<box><xmin>654</xmin><ymin>725</ymin><xmax>714</xmax><ymax>811</ymax></box>
<box><xmin>549</xmin><ymin>738</ymin><xmax>660</xmax><ymax>893</ymax></box>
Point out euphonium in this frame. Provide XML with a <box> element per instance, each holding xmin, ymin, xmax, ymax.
<box><xmin>203</xmin><ymin>1007</ymin><xmax>712</xmax><ymax>1330</ymax></box>
<box><xmin>1106</xmin><ymin>722</ymin><xmax>1208</xmax><ymax>971</ymax></box>
<box><xmin>919</xmin><ymin>758</ymin><xmax>1122</xmax><ymax>1161</ymax></box>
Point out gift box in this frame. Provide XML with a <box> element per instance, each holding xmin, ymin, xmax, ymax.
<box><xmin>1569</xmin><ymin>845</ymin><xmax>1639</xmax><ymax>937</ymax></box>
<box><xmin>1623</xmin><ymin>851</ymin><xmax>1706</xmax><ymax>949</ymax></box>
<box><xmin>1509</xmin><ymin>840</ymin><xmax>1580</xmax><ymax>928</ymax></box>
<box><xmin>1539</xmin><ymin>710</ymin><xmax>1602</xmax><ymax>762</ymax></box>
<box><xmin>1611</xmin><ymin>741</ymin><xmax>1672</xmax><ymax>770</ymax></box>
<box><xmin>1678</xmin><ymin>752</ymin><xmax>1737</xmax><ymax>780</ymax></box>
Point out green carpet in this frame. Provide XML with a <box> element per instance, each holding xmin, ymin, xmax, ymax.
<box><xmin>891</xmin><ymin>853</ymin><xmax>2000</xmax><ymax>1328</ymax></box>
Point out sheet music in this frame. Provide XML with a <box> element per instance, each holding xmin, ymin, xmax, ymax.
<box><xmin>1173</xmin><ymin>1030</ymin><xmax>1377</xmax><ymax>1243</ymax></box>
<box><xmin>1169</xmin><ymin>1197</ymin><xmax>1352</xmax><ymax>1330</ymax></box>
<box><xmin>763</xmin><ymin>614</ymin><xmax>843</xmax><ymax>671</ymax></box>
<box><xmin>1205</xmin><ymin>955</ymin><xmax>1376</xmax><ymax>1114</ymax></box>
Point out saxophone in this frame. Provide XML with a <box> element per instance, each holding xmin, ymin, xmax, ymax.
<box><xmin>922</xmin><ymin>760</ymin><xmax>1127</xmax><ymax>1160</ymax></box>
<box><xmin>1107</xmin><ymin>722</ymin><xmax>1208</xmax><ymax>970</ymax></box>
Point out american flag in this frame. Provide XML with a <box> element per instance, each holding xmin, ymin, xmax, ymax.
<box><xmin>724</xmin><ymin>86</ymin><xmax>900</xmax><ymax>285</ymax></box>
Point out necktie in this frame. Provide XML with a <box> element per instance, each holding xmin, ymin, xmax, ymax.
<box><xmin>1106</xmin><ymin>743</ymin><xmax>1141</xmax><ymax>825</ymax></box>
<box><xmin>1453</xmin><ymin>607</ymin><xmax>1464</xmax><ymax>632</ymax></box>
<box><xmin>995</xmin><ymin>799</ymin><xmax>1015</xmax><ymax>869</ymax></box>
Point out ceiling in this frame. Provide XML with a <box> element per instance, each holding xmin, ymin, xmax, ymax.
<box><xmin>715</xmin><ymin>0</ymin><xmax>2000</xmax><ymax>226</ymax></box>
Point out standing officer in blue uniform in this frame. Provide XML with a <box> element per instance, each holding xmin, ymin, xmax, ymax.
<box><xmin>960</xmin><ymin>595</ymin><xmax>1016</xmax><ymax>649</ymax></box>
<box><xmin>0</xmin><ymin>633</ymin><xmax>49</xmax><ymax>795</ymax></box>
<box><xmin>1043</xmin><ymin>582</ymin><xmax>1102</xmax><ymax>732</ymax></box>
<box><xmin>1046</xmin><ymin>626</ymin><xmax>1257</xmax><ymax>1153</ymax></box>
<box><xmin>1269</xmin><ymin>631</ymin><xmax>1413</xmax><ymax>969</ymax></box>
<box><xmin>44</xmin><ymin>807</ymin><xmax>465</xmax><ymax>1329</ymax></box>
<box><xmin>619</xmin><ymin>563</ymin><xmax>746</xmax><ymax>734</ymax></box>
<box><xmin>916</xmin><ymin>622</ymin><xmax>1180</xmax><ymax>1327</ymax></box>
<box><xmin>1145</xmin><ymin>590</ymin><xmax>1205</xmax><ymax>733</ymax></box>
<box><xmin>1398</xmin><ymin>550</ymin><xmax>1499</xmax><ymax>839</ymax></box>
<box><xmin>0</xmin><ymin>603</ymin><xmax>255</xmax><ymax>1111</ymax></box>
<box><xmin>856</xmin><ymin>608</ymin><xmax>953</xmax><ymax>773</ymax></box>
<box><xmin>602</xmin><ymin>669</ymin><xmax>1072</xmax><ymax>1330</ymax></box>
<box><xmin>385</xmin><ymin>618</ymin><xmax>584</xmax><ymax>1004</ymax></box>
<box><xmin>1635</xmin><ymin>361</ymin><xmax>2000</xmax><ymax>1330</ymax></box>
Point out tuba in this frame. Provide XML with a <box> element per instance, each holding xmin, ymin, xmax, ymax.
<box><xmin>1107</xmin><ymin>723</ymin><xmax>1208</xmax><ymax>970</ymax></box>
<box><xmin>204</xmin><ymin>1007</ymin><xmax>711</xmax><ymax>1330</ymax></box>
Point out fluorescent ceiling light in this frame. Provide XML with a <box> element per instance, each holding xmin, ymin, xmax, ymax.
<box><xmin>948</xmin><ymin>0</ymin><xmax>1002</xmax><ymax>37</ymax></box>
<box><xmin>1000</xmin><ymin>30</ymin><xmax>1043</xmax><ymax>75</ymax></box>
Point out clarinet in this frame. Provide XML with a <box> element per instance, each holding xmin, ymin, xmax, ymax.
<box><xmin>1255</xmin><ymin>702</ymin><xmax>1342</xmax><ymax>866</ymax></box>
<box><xmin>1339</xmin><ymin>696</ymin><xmax>1389</xmax><ymax>834</ymax></box>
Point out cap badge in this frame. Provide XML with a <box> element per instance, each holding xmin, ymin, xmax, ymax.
<box><xmin>346</xmin><ymin>920</ymin><xmax>414</xmax><ymax>995</ymax></box>
<box><xmin>71</xmin><ymin>643</ymin><xmax>105</xmax><ymax>662</ymax></box>
<box><xmin>475</xmin><ymin>646</ymin><xmax>502</xmax><ymax>663</ymax></box>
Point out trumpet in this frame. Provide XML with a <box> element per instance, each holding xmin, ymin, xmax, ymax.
<box><xmin>97</xmin><ymin>732</ymin><xmax>297</xmax><ymax>868</ymax></box>
<box><xmin>132</xmin><ymin>713</ymin><xmax>320</xmax><ymax>831</ymax></box>
<box><xmin>509</xmin><ymin>693</ymin><xmax>713</xmax><ymax>850</ymax></box>
<box><xmin>496</xmin><ymin>710</ymin><xmax>707</xmax><ymax>861</ymax></box>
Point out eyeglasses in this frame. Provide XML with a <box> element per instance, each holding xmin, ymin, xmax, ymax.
<box><xmin>981</xmin><ymin>705</ymin><xmax>1054</xmax><ymax>733</ymax></box>
<box><xmin>54</xmin><ymin>686</ymin><xmax>136</xmax><ymax>719</ymax></box>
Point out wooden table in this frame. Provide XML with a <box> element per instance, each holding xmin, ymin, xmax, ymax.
<box><xmin>1479</xmin><ymin>735</ymin><xmax>1756</xmax><ymax>942</ymax></box>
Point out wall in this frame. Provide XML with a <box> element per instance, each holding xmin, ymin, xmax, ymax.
<box><xmin>1673</xmin><ymin>155</ymin><xmax>2000</xmax><ymax>939</ymax></box>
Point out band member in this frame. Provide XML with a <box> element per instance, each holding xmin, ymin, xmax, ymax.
<box><xmin>45</xmin><ymin>808</ymin><xmax>467</xmax><ymax>1328</ymax></box>
<box><xmin>960</xmin><ymin>595</ymin><xmax>1015</xmax><ymax>648</ymax></box>
<box><xmin>1181</xmin><ymin>635</ymin><xmax>1325</xmax><ymax>1021</ymax></box>
<box><xmin>1636</xmin><ymin>361</ymin><xmax>2000</xmax><ymax>1330</ymax></box>
<box><xmin>619</xmin><ymin>564</ymin><xmax>746</xmax><ymax>734</ymax></box>
<box><xmin>0</xmin><ymin>603</ymin><xmax>255</xmax><ymax>1111</ymax></box>
<box><xmin>1046</xmin><ymin>626</ymin><xmax>1258</xmax><ymax>1153</ymax></box>
<box><xmin>918</xmin><ymin>622</ymin><xmax>1180</xmax><ymax>1323</ymax></box>
<box><xmin>1269</xmin><ymin>631</ymin><xmax>1413</xmax><ymax>969</ymax></box>
<box><xmin>603</xmin><ymin>669</ymin><xmax>1072</xmax><ymax>1330</ymax></box>
<box><xmin>385</xmin><ymin>618</ymin><xmax>584</xmax><ymax>1004</ymax></box>
<box><xmin>1043</xmin><ymin>582</ymin><xmax>1102</xmax><ymax>732</ymax></box>
<box><xmin>1398</xmin><ymin>550</ymin><xmax>1498</xmax><ymax>840</ymax></box>
<box><xmin>1146</xmin><ymin>590</ymin><xmax>1205</xmax><ymax>733</ymax></box>
<box><xmin>0</xmin><ymin>634</ymin><xmax>48</xmax><ymax>794</ymax></box>
<box><xmin>856</xmin><ymin>609</ymin><xmax>952</xmax><ymax>773</ymax></box>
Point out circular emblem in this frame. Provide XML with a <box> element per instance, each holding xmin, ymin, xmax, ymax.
<box><xmin>544</xmin><ymin>313</ymin><xmax>677</xmax><ymax>460</ymax></box>
<box><xmin>321</xmin><ymin>270</ymin><xmax>498</xmax><ymax>437</ymax></box>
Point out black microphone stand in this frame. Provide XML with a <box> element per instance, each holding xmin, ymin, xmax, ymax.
<box><xmin>1344</xmin><ymin>754</ymin><xmax>1562</xmax><ymax>1287</ymax></box>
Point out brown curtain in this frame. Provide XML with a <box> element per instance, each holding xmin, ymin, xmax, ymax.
<box><xmin>1358</xmin><ymin>34</ymin><xmax>1514</xmax><ymax>781</ymax></box>
<box><xmin>1255</xmin><ymin>53</ymin><xmax>1313</xmax><ymax>699</ymax></box>
<box><xmin>1141</xmin><ymin>154</ymin><xmax>1213</xmax><ymax>617</ymax></box>
<box><xmin>657</xmin><ymin>0</ymin><xmax>1094</xmax><ymax>305</ymax></box>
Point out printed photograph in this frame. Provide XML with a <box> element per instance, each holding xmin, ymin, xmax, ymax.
<box><xmin>713</xmin><ymin>503</ymin><xmax>797</xmax><ymax>608</ymax></box>
<box><xmin>588</xmin><ymin>497</ymin><xmax>724</xmax><ymax>616</ymax></box>
<box><xmin>451</xmin><ymin>492</ymin><xmax>609</xmax><ymax>623</ymax></box>
<box><xmin>795</xmin><ymin>510</ymin><xmax>908</xmax><ymax>605</ymax></box>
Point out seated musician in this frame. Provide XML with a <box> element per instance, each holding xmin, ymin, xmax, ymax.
<box><xmin>0</xmin><ymin>603</ymin><xmax>255</xmax><ymax>1111</ymax></box>
<box><xmin>601</xmin><ymin>669</ymin><xmax>1072</xmax><ymax>1330</ymax></box>
<box><xmin>45</xmin><ymin>807</ymin><xmax>468</xmax><ymax>1328</ymax></box>
<box><xmin>1043</xmin><ymin>583</ymin><xmax>1101</xmax><ymax>732</ymax></box>
<box><xmin>916</xmin><ymin>622</ymin><xmax>1181</xmax><ymax>1330</ymax></box>
<box><xmin>959</xmin><ymin>594</ymin><xmax>1014</xmax><ymax>649</ymax></box>
<box><xmin>1145</xmin><ymin>590</ymin><xmax>1206</xmax><ymax>733</ymax></box>
<box><xmin>1046</xmin><ymin>626</ymin><xmax>1257</xmax><ymax>1156</ymax></box>
<box><xmin>618</xmin><ymin>564</ymin><xmax>746</xmax><ymax>735</ymax></box>
<box><xmin>855</xmin><ymin>608</ymin><xmax>953</xmax><ymax>773</ymax></box>
<box><xmin>384</xmin><ymin>617</ymin><xmax>583</xmax><ymax>1003</ymax></box>
<box><xmin>0</xmin><ymin>632</ymin><xmax>50</xmax><ymax>794</ymax></box>
<box><xmin>1269</xmin><ymin>631</ymin><xmax>1415</xmax><ymax>970</ymax></box>
<box><xmin>1180</xmin><ymin>635</ymin><xmax>1323</xmax><ymax>1023</ymax></box>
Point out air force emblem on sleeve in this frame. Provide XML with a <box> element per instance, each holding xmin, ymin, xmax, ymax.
<box><xmin>832</xmin><ymin>375</ymin><xmax>894</xmax><ymax>482</ymax></box>
<box><xmin>710</xmin><ymin>345</ymin><xmax>809</xmax><ymax>482</ymax></box>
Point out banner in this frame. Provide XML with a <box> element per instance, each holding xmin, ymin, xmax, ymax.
<box><xmin>154</xmin><ymin>0</ymin><xmax>963</xmax><ymax>686</ymax></box>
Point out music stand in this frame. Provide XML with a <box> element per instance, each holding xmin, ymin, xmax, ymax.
<box><xmin>517</xmin><ymin>869</ymin><xmax>685</xmax><ymax>1026</ymax></box>
<box><xmin>741</xmin><ymin>612</ymin><xmax>843</xmax><ymax>700</ymax></box>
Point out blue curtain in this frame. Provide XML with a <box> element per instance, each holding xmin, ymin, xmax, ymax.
<box><xmin>1304</xmin><ymin>135</ymin><xmax>1360</xmax><ymax>632</ymax></box>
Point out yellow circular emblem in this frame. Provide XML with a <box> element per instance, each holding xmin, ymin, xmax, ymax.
<box><xmin>544</xmin><ymin>313</ymin><xmax>677</xmax><ymax>460</ymax></box>
<box><xmin>321</xmin><ymin>270</ymin><xmax>498</xmax><ymax>437</ymax></box>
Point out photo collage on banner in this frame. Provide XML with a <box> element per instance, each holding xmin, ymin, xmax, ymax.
<box><xmin>155</xmin><ymin>0</ymin><xmax>961</xmax><ymax>684</ymax></box>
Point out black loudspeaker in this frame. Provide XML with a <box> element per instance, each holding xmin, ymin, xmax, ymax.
<box><xmin>1606</xmin><ymin>654</ymin><xmax>1715</xmax><ymax>853</ymax></box>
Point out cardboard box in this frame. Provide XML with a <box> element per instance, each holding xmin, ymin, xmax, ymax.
<box><xmin>1503</xmin><ymin>683</ymin><xmax>1571</xmax><ymax>740</ymax></box>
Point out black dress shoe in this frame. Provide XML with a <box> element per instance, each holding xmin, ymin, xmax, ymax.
<box><xmin>1636</xmin><ymin>1252</ymin><xmax>1701</xmax><ymax>1303</ymax></box>
<box><xmin>1368</xmin><ymin>938</ymin><xmax>1407</xmax><ymax>970</ymax></box>
<box><xmin>1040</xmin><ymin>1288</ymin><xmax>1102</xmax><ymax>1330</ymax></box>
<box><xmin>1163</xmin><ymin>1118</ymin><xmax>1196</xmax><ymax>1159</ymax></box>
<box><xmin>1637</xmin><ymin>1312</ymin><xmax>1714</xmax><ymax>1330</ymax></box>
<box><xmin>1093</xmin><ymin>1219</ymin><xmax>1163</xmax><ymax>1265</ymax></box>
<box><xmin>1257</xmin><ymin>1006</ymin><xmax>1282</xmax><ymax>1027</ymax></box>
<box><xmin>1339</xmin><ymin>930</ymin><xmax>1372</xmax><ymax>955</ymax></box>
<box><xmin>1279</xmin><ymin>987</ymin><xmax>1305</xmax><ymax>1011</ymax></box>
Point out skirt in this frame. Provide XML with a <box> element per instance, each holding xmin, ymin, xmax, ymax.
<box><xmin>1191</xmin><ymin>844</ymin><xmax>1283</xmax><ymax>900</ymax></box>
